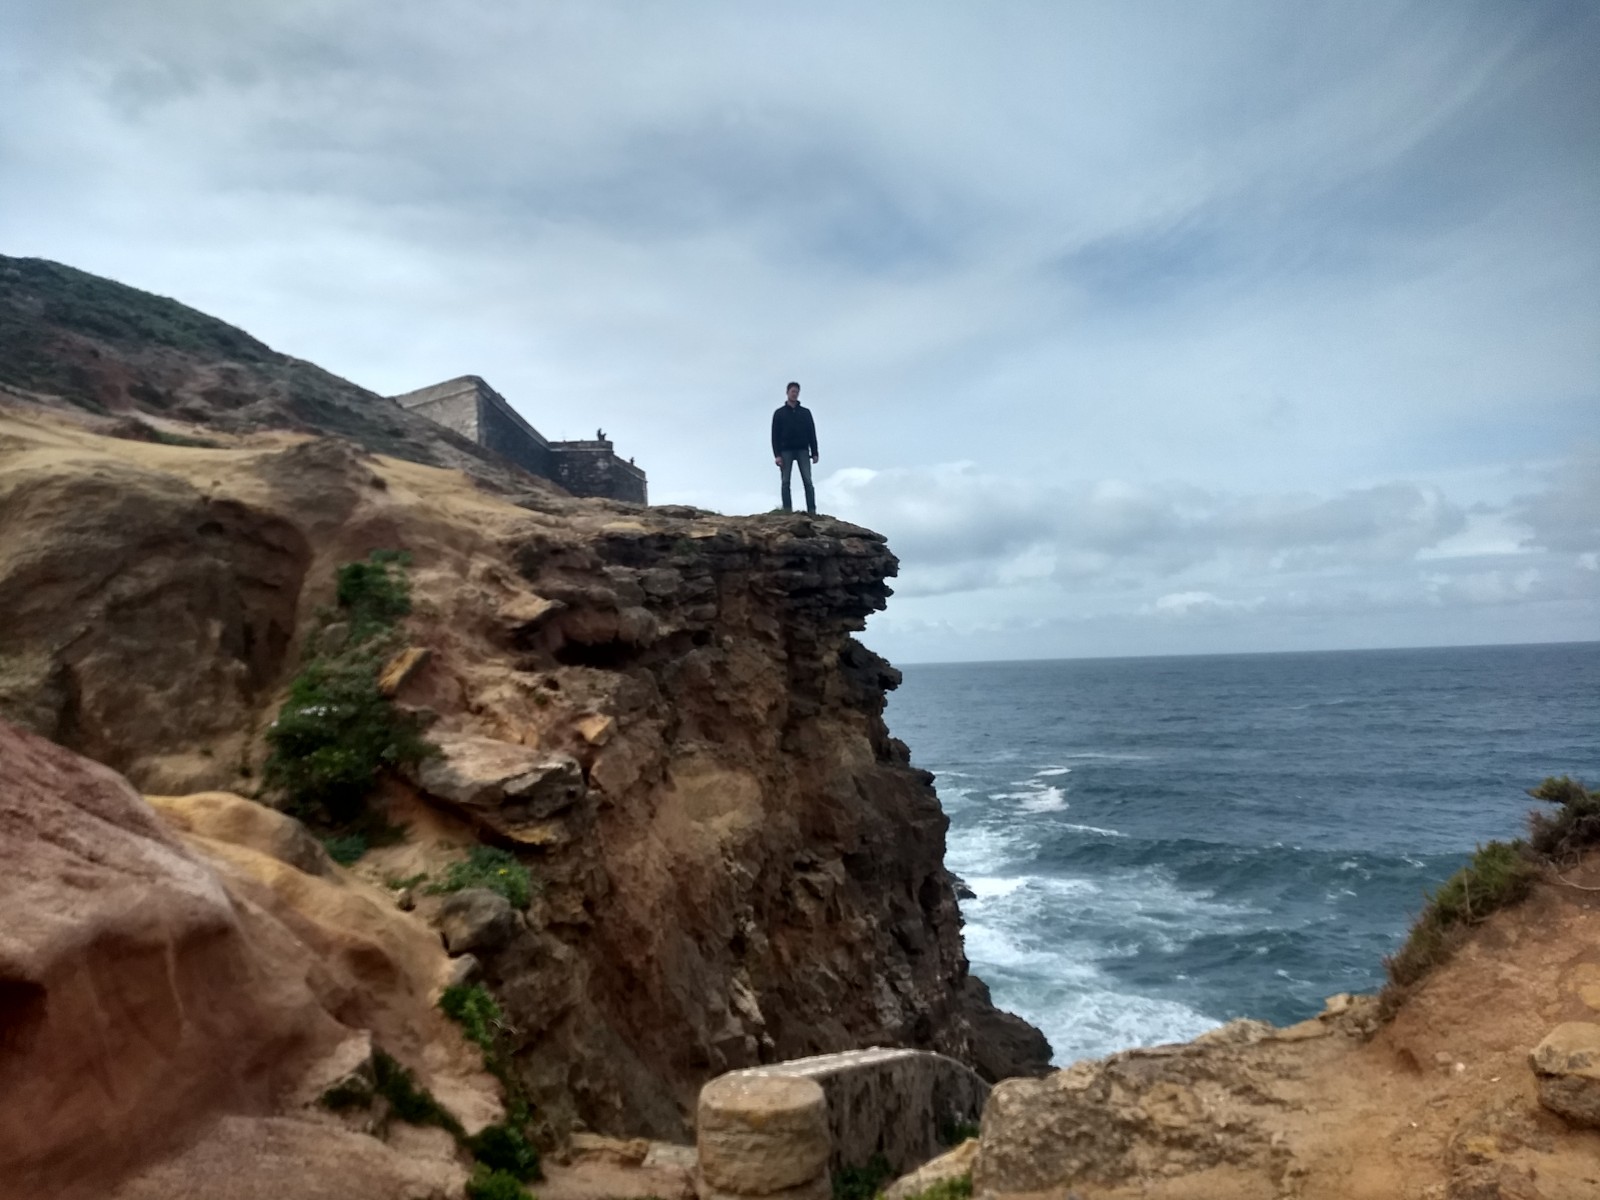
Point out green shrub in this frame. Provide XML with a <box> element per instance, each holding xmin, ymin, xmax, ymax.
<box><xmin>336</xmin><ymin>550</ymin><xmax>414</xmax><ymax>643</ymax></box>
<box><xmin>466</xmin><ymin>1165</ymin><xmax>533</xmax><ymax>1200</ymax></box>
<box><xmin>1384</xmin><ymin>775</ymin><xmax>1599</xmax><ymax>1003</ymax></box>
<box><xmin>1526</xmin><ymin>776</ymin><xmax>1600</xmax><ymax>865</ymax></box>
<box><xmin>373</xmin><ymin>1050</ymin><xmax>465</xmax><ymax>1138</ymax></box>
<box><xmin>318</xmin><ymin>1076</ymin><xmax>373</xmax><ymax>1112</ymax></box>
<box><xmin>323</xmin><ymin>833</ymin><xmax>370</xmax><ymax>865</ymax></box>
<box><xmin>321</xmin><ymin>1051</ymin><xmax>466</xmax><ymax>1139</ymax></box>
<box><xmin>440</xmin><ymin>983</ymin><xmax>504</xmax><ymax>1053</ymax></box>
<box><xmin>467</xmin><ymin>1123</ymin><xmax>542</xmax><ymax>1182</ymax></box>
<box><xmin>833</xmin><ymin>1155</ymin><xmax>893</xmax><ymax>1200</ymax></box>
<box><xmin>427</xmin><ymin>845</ymin><xmax>534</xmax><ymax>909</ymax></box>
<box><xmin>263</xmin><ymin>551</ymin><xmax>432</xmax><ymax>824</ymax></box>
<box><xmin>938</xmin><ymin>1119</ymin><xmax>980</xmax><ymax>1146</ymax></box>
<box><xmin>907</xmin><ymin>1177</ymin><xmax>973</xmax><ymax>1200</ymax></box>
<box><xmin>1385</xmin><ymin>840</ymin><xmax>1540</xmax><ymax>991</ymax></box>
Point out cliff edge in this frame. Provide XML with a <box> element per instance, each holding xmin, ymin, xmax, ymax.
<box><xmin>0</xmin><ymin>379</ymin><xmax>1048</xmax><ymax>1194</ymax></box>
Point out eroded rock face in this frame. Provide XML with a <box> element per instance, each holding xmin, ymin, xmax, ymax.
<box><xmin>0</xmin><ymin>401</ymin><xmax>1048</xmax><ymax>1152</ymax></box>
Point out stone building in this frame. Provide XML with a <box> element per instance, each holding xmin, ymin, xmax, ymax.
<box><xmin>392</xmin><ymin>375</ymin><xmax>647</xmax><ymax>504</ymax></box>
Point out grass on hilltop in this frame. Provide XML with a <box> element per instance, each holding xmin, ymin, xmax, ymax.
<box><xmin>1382</xmin><ymin>776</ymin><xmax>1599</xmax><ymax>1010</ymax></box>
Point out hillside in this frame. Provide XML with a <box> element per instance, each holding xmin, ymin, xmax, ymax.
<box><xmin>973</xmin><ymin>845</ymin><xmax>1600</xmax><ymax>1199</ymax></box>
<box><xmin>0</xmin><ymin>255</ymin><xmax>557</xmax><ymax>499</ymax></box>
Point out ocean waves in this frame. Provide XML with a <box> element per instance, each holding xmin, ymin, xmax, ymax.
<box><xmin>891</xmin><ymin>645</ymin><xmax>1600</xmax><ymax>1069</ymax></box>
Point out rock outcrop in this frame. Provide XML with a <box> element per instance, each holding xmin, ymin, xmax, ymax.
<box><xmin>1530</xmin><ymin>1022</ymin><xmax>1600</xmax><ymax>1128</ymax></box>
<box><xmin>975</xmin><ymin>859</ymin><xmax>1600</xmax><ymax>1200</ymax></box>
<box><xmin>0</xmin><ymin>391</ymin><xmax>1047</xmax><ymax>1168</ymax></box>
<box><xmin>0</xmin><ymin>721</ymin><xmax>496</xmax><ymax>1200</ymax></box>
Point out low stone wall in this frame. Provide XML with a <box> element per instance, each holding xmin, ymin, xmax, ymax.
<box><xmin>553</xmin><ymin>444</ymin><xmax>648</xmax><ymax>504</ymax></box>
<box><xmin>717</xmin><ymin>1047</ymin><xmax>989</xmax><ymax>1176</ymax></box>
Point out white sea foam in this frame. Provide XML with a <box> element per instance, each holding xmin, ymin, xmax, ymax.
<box><xmin>1018</xmin><ymin>788</ymin><xmax>1069</xmax><ymax>813</ymax></box>
<box><xmin>964</xmin><ymin>876</ymin><xmax>1029</xmax><ymax>899</ymax></box>
<box><xmin>959</xmin><ymin>897</ymin><xmax>1220</xmax><ymax>1064</ymax></box>
<box><xmin>1060</xmin><ymin>823</ymin><xmax>1127</xmax><ymax>837</ymax></box>
<box><xmin>1033</xmin><ymin>766</ymin><xmax>1072</xmax><ymax>777</ymax></box>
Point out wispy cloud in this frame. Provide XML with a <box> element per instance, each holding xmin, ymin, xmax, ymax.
<box><xmin>2</xmin><ymin>0</ymin><xmax>1595</xmax><ymax>659</ymax></box>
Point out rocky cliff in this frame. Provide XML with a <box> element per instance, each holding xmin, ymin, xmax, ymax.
<box><xmin>0</xmin><ymin>314</ymin><xmax>1046</xmax><ymax>1194</ymax></box>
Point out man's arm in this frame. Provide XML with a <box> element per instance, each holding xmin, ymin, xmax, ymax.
<box><xmin>805</xmin><ymin>410</ymin><xmax>818</xmax><ymax>461</ymax></box>
<box><xmin>771</xmin><ymin>409</ymin><xmax>783</xmax><ymax>464</ymax></box>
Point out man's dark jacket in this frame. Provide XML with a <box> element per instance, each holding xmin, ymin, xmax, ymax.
<box><xmin>771</xmin><ymin>403</ymin><xmax>818</xmax><ymax>458</ymax></box>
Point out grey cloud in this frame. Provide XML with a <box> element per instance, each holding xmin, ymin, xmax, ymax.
<box><xmin>4</xmin><ymin>0</ymin><xmax>1595</xmax><ymax>662</ymax></box>
<box><xmin>1509</xmin><ymin>449</ymin><xmax>1600</xmax><ymax>554</ymax></box>
<box><xmin>825</xmin><ymin>466</ymin><xmax>1467</xmax><ymax>595</ymax></box>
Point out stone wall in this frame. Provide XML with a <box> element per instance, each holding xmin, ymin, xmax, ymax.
<box><xmin>719</xmin><ymin>1048</ymin><xmax>990</xmax><ymax>1175</ymax></box>
<box><xmin>552</xmin><ymin>441</ymin><xmax>649</xmax><ymax>505</ymax></box>
<box><xmin>392</xmin><ymin>375</ymin><xmax>645</xmax><ymax>503</ymax></box>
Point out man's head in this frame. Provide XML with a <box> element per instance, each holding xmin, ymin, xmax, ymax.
<box><xmin>786</xmin><ymin>381</ymin><xmax>800</xmax><ymax>405</ymax></box>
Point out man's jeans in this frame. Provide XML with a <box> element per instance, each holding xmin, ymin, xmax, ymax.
<box><xmin>779</xmin><ymin>450</ymin><xmax>816</xmax><ymax>514</ymax></box>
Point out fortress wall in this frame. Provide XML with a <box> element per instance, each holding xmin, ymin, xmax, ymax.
<box><xmin>475</xmin><ymin>385</ymin><xmax>559</xmax><ymax>479</ymax></box>
<box><xmin>392</xmin><ymin>378</ymin><xmax>483</xmax><ymax>442</ymax></box>
<box><xmin>553</xmin><ymin>444</ymin><xmax>648</xmax><ymax>505</ymax></box>
<box><xmin>392</xmin><ymin>375</ymin><xmax>648</xmax><ymax>504</ymax></box>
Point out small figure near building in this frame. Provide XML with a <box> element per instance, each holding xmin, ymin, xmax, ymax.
<box><xmin>771</xmin><ymin>380</ymin><xmax>818</xmax><ymax>515</ymax></box>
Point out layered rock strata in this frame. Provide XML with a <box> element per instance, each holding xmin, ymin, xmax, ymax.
<box><xmin>0</xmin><ymin>401</ymin><xmax>1048</xmax><ymax>1157</ymax></box>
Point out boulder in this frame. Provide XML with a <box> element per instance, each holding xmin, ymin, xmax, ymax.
<box><xmin>882</xmin><ymin>1138</ymin><xmax>978</xmax><ymax>1200</ymax></box>
<box><xmin>0</xmin><ymin>718</ymin><xmax>345</xmax><ymax>1198</ymax></box>
<box><xmin>1529</xmin><ymin>1022</ymin><xmax>1600</xmax><ymax>1127</ymax></box>
<box><xmin>147</xmin><ymin>791</ymin><xmax>336</xmax><ymax>878</ymax></box>
<box><xmin>697</xmin><ymin>1074</ymin><xmax>830</xmax><ymax>1196</ymax></box>
<box><xmin>433</xmin><ymin>888</ymin><xmax>520</xmax><ymax>955</ymax></box>
<box><xmin>414</xmin><ymin>735</ymin><xmax>586</xmax><ymax>840</ymax></box>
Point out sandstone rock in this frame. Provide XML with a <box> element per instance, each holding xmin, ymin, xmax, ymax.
<box><xmin>0</xmin><ymin>719</ymin><xmax>346</xmax><ymax>1198</ymax></box>
<box><xmin>567</xmin><ymin>1132</ymin><xmax>652</xmax><ymax>1165</ymax></box>
<box><xmin>499</xmin><ymin>592</ymin><xmax>564</xmax><ymax>629</ymax></box>
<box><xmin>882</xmin><ymin>1138</ymin><xmax>977</xmax><ymax>1200</ymax></box>
<box><xmin>1529</xmin><ymin>1022</ymin><xmax>1600</xmax><ymax>1127</ymax></box>
<box><xmin>433</xmin><ymin>887</ymin><xmax>520</xmax><ymax>955</ymax></box>
<box><xmin>697</xmin><ymin>1074</ymin><xmax>830</xmax><ymax>1195</ymax></box>
<box><xmin>575</xmin><ymin>713</ymin><xmax>616</xmax><ymax>745</ymax></box>
<box><xmin>148</xmin><ymin>791</ymin><xmax>337</xmax><ymax>877</ymax></box>
<box><xmin>377</xmin><ymin>645</ymin><xmax>432</xmax><ymax>697</ymax></box>
<box><xmin>414</xmin><ymin>735</ymin><xmax>586</xmax><ymax>839</ymax></box>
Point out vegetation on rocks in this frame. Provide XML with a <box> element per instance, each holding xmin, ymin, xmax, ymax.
<box><xmin>427</xmin><ymin>845</ymin><xmax>535</xmax><ymax>908</ymax></box>
<box><xmin>319</xmin><ymin>1049</ymin><xmax>539</xmax><ymax>1184</ymax></box>
<box><xmin>440</xmin><ymin>983</ymin><xmax>506</xmax><ymax>1054</ymax></box>
<box><xmin>833</xmin><ymin>1154</ymin><xmax>894</xmax><ymax>1200</ymax></box>
<box><xmin>264</xmin><ymin>551</ymin><xmax>433</xmax><ymax>834</ymax></box>
<box><xmin>319</xmin><ymin>1050</ymin><xmax>465</xmax><ymax>1140</ymax></box>
<box><xmin>906</xmin><ymin>1176</ymin><xmax>973</xmax><ymax>1200</ymax></box>
<box><xmin>1526</xmin><ymin>775</ymin><xmax>1600</xmax><ymax>864</ymax></box>
<box><xmin>440</xmin><ymin>982</ymin><xmax>540</xmax><ymax>1175</ymax></box>
<box><xmin>466</xmin><ymin>1164</ymin><xmax>535</xmax><ymax>1200</ymax></box>
<box><xmin>1384</xmin><ymin>775</ymin><xmax>1598</xmax><ymax>1001</ymax></box>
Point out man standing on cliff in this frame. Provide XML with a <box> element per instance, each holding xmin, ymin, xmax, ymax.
<box><xmin>771</xmin><ymin>381</ymin><xmax>819</xmax><ymax>515</ymax></box>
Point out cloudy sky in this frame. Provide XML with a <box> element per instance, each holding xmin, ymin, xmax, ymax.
<box><xmin>4</xmin><ymin>1</ymin><xmax>1596</xmax><ymax>662</ymax></box>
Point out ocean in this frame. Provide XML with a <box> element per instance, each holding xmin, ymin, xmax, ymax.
<box><xmin>884</xmin><ymin>641</ymin><xmax>1600</xmax><ymax>1067</ymax></box>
